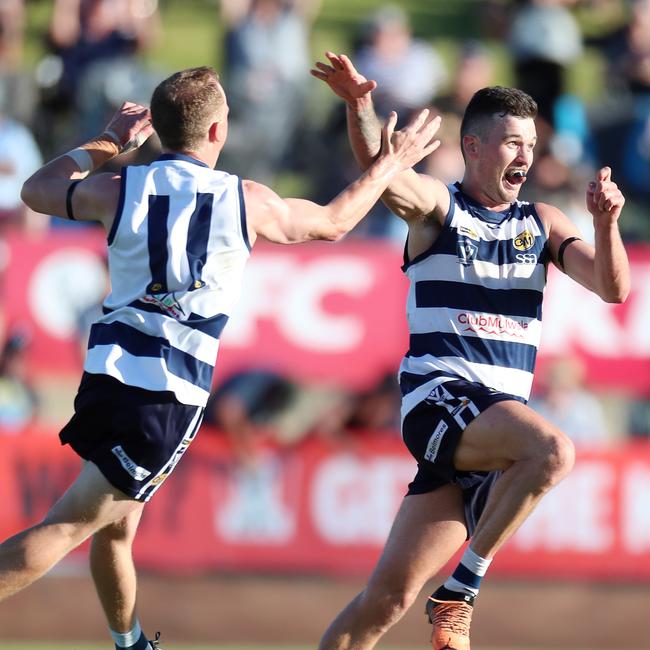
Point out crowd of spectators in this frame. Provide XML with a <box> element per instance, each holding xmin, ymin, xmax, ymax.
<box><xmin>0</xmin><ymin>0</ymin><xmax>648</xmax><ymax>447</ymax></box>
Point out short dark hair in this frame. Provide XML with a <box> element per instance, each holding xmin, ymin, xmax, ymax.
<box><xmin>460</xmin><ymin>86</ymin><xmax>538</xmax><ymax>156</ymax></box>
<box><xmin>150</xmin><ymin>66</ymin><xmax>226</xmax><ymax>151</ymax></box>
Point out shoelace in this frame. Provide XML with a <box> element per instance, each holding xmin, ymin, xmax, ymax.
<box><xmin>150</xmin><ymin>631</ymin><xmax>162</xmax><ymax>649</ymax></box>
<box><xmin>430</xmin><ymin>601</ymin><xmax>473</xmax><ymax>636</ymax></box>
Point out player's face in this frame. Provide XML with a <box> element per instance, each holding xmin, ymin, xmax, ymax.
<box><xmin>476</xmin><ymin>115</ymin><xmax>536</xmax><ymax>205</ymax></box>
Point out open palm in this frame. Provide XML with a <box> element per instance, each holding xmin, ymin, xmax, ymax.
<box><xmin>310</xmin><ymin>52</ymin><xmax>377</xmax><ymax>105</ymax></box>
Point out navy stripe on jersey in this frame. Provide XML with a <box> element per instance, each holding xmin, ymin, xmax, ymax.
<box><xmin>88</xmin><ymin>321</ymin><xmax>214</xmax><ymax>391</ymax></box>
<box><xmin>157</xmin><ymin>152</ymin><xmax>209</xmax><ymax>168</ymax></box>
<box><xmin>238</xmin><ymin>178</ymin><xmax>251</xmax><ymax>251</ymax></box>
<box><xmin>108</xmin><ymin>169</ymin><xmax>128</xmax><ymax>246</ymax></box>
<box><xmin>146</xmin><ymin>195</ymin><xmax>170</xmax><ymax>294</ymax></box>
<box><xmin>186</xmin><ymin>192</ymin><xmax>213</xmax><ymax>290</ymax></box>
<box><xmin>415</xmin><ymin>280</ymin><xmax>542</xmax><ymax>320</ymax></box>
<box><xmin>408</xmin><ymin>332</ymin><xmax>538</xmax><ymax>372</ymax></box>
<box><xmin>399</xmin><ymin>369</ymin><xmax>462</xmax><ymax>397</ymax></box>
<box><xmin>103</xmin><ymin>302</ymin><xmax>230</xmax><ymax>339</ymax></box>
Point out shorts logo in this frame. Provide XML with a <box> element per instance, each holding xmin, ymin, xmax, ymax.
<box><xmin>111</xmin><ymin>446</ymin><xmax>151</xmax><ymax>482</ymax></box>
<box><xmin>457</xmin><ymin>238</ymin><xmax>478</xmax><ymax>266</ymax></box>
<box><xmin>426</xmin><ymin>384</ymin><xmax>453</xmax><ymax>405</ymax></box>
<box><xmin>513</xmin><ymin>230</ymin><xmax>535</xmax><ymax>251</ymax></box>
<box><xmin>424</xmin><ymin>420</ymin><xmax>448</xmax><ymax>463</ymax></box>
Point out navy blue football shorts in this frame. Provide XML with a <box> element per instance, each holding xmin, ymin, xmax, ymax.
<box><xmin>60</xmin><ymin>372</ymin><xmax>204</xmax><ymax>502</ymax></box>
<box><xmin>401</xmin><ymin>378</ymin><xmax>519</xmax><ymax>535</ymax></box>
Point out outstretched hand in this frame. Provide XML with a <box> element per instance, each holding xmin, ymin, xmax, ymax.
<box><xmin>379</xmin><ymin>108</ymin><xmax>442</xmax><ymax>172</ymax></box>
<box><xmin>102</xmin><ymin>101</ymin><xmax>154</xmax><ymax>154</ymax></box>
<box><xmin>586</xmin><ymin>166</ymin><xmax>625</xmax><ymax>225</ymax></box>
<box><xmin>310</xmin><ymin>52</ymin><xmax>377</xmax><ymax>108</ymax></box>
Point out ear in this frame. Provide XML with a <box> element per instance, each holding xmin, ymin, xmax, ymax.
<box><xmin>208</xmin><ymin>121</ymin><xmax>224</xmax><ymax>143</ymax></box>
<box><xmin>462</xmin><ymin>134</ymin><xmax>480</xmax><ymax>159</ymax></box>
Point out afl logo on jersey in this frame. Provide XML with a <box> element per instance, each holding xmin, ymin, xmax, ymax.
<box><xmin>514</xmin><ymin>230</ymin><xmax>535</xmax><ymax>251</ymax></box>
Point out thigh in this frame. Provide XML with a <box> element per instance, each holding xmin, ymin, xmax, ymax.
<box><xmin>365</xmin><ymin>484</ymin><xmax>467</xmax><ymax>597</ymax></box>
<box><xmin>45</xmin><ymin>462</ymin><xmax>144</xmax><ymax>534</ymax></box>
<box><xmin>454</xmin><ymin>399</ymin><xmax>568</xmax><ymax>472</ymax></box>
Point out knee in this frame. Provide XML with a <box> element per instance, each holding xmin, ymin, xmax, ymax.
<box><xmin>361</xmin><ymin>582</ymin><xmax>419</xmax><ymax>631</ymax></box>
<box><xmin>533</xmin><ymin>430</ymin><xmax>575</xmax><ymax>491</ymax></box>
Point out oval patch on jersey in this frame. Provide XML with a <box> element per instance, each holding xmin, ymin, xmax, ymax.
<box><xmin>514</xmin><ymin>230</ymin><xmax>535</xmax><ymax>251</ymax></box>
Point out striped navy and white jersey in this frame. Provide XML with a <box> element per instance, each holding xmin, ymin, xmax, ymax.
<box><xmin>399</xmin><ymin>182</ymin><xmax>549</xmax><ymax>418</ymax></box>
<box><xmin>84</xmin><ymin>153</ymin><xmax>251</xmax><ymax>407</ymax></box>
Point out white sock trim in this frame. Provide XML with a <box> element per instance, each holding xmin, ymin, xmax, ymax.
<box><xmin>110</xmin><ymin>620</ymin><xmax>143</xmax><ymax>647</ymax></box>
<box><xmin>463</xmin><ymin>546</ymin><xmax>492</xmax><ymax>576</ymax></box>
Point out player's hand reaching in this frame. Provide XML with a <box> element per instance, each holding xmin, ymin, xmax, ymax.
<box><xmin>102</xmin><ymin>101</ymin><xmax>155</xmax><ymax>154</ymax></box>
<box><xmin>310</xmin><ymin>52</ymin><xmax>377</xmax><ymax>109</ymax></box>
<box><xmin>586</xmin><ymin>166</ymin><xmax>625</xmax><ymax>225</ymax></box>
<box><xmin>377</xmin><ymin>108</ymin><xmax>442</xmax><ymax>173</ymax></box>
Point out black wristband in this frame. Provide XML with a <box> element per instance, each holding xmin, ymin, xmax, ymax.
<box><xmin>66</xmin><ymin>180</ymin><xmax>82</xmax><ymax>220</ymax></box>
<box><xmin>557</xmin><ymin>236</ymin><xmax>581</xmax><ymax>271</ymax></box>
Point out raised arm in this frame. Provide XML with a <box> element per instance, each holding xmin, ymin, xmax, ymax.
<box><xmin>246</xmin><ymin>109</ymin><xmax>441</xmax><ymax>244</ymax></box>
<box><xmin>311</xmin><ymin>51</ymin><xmax>449</xmax><ymax>224</ymax></box>
<box><xmin>21</xmin><ymin>102</ymin><xmax>154</xmax><ymax>231</ymax></box>
<box><xmin>539</xmin><ymin>166</ymin><xmax>630</xmax><ymax>303</ymax></box>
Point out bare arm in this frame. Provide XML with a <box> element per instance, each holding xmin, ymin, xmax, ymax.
<box><xmin>311</xmin><ymin>52</ymin><xmax>449</xmax><ymax>224</ymax></box>
<box><xmin>539</xmin><ymin>167</ymin><xmax>630</xmax><ymax>303</ymax></box>
<box><xmin>21</xmin><ymin>102</ymin><xmax>154</xmax><ymax>230</ymax></box>
<box><xmin>246</xmin><ymin>109</ymin><xmax>441</xmax><ymax>244</ymax></box>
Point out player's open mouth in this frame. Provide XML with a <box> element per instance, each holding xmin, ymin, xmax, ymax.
<box><xmin>504</xmin><ymin>170</ymin><xmax>527</xmax><ymax>187</ymax></box>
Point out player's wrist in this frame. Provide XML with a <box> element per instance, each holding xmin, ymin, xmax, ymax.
<box><xmin>346</xmin><ymin>94</ymin><xmax>373</xmax><ymax>113</ymax></box>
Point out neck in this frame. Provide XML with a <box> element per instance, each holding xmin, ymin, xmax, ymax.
<box><xmin>459</xmin><ymin>175</ymin><xmax>510</xmax><ymax>211</ymax></box>
<box><xmin>169</xmin><ymin>148</ymin><xmax>219</xmax><ymax>169</ymax></box>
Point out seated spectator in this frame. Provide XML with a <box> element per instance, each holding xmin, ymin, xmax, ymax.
<box><xmin>529</xmin><ymin>356</ymin><xmax>610</xmax><ymax>447</ymax></box>
<box><xmin>0</xmin><ymin>331</ymin><xmax>38</xmax><ymax>433</ymax></box>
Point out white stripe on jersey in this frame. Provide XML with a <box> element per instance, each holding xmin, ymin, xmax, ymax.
<box><xmin>85</xmin><ymin>345</ymin><xmax>214</xmax><ymax>406</ymax></box>
<box><xmin>406</xmin><ymin>254</ymin><xmax>547</xmax><ymax>291</ymax></box>
<box><xmin>408</xmin><ymin>306</ymin><xmax>542</xmax><ymax>343</ymax></box>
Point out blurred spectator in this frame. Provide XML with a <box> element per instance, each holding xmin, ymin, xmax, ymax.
<box><xmin>37</xmin><ymin>0</ymin><xmax>162</xmax><ymax>150</ymax></box>
<box><xmin>218</xmin><ymin>0</ymin><xmax>319</xmax><ymax>182</ymax></box>
<box><xmin>354</xmin><ymin>4</ymin><xmax>446</xmax><ymax>121</ymax></box>
<box><xmin>589</xmin><ymin>0</ymin><xmax>650</xmax><ymax>216</ymax></box>
<box><xmin>627</xmin><ymin>397</ymin><xmax>650</xmax><ymax>439</ymax></box>
<box><xmin>205</xmin><ymin>369</ymin><xmax>351</xmax><ymax>461</ymax></box>
<box><xmin>0</xmin><ymin>88</ymin><xmax>43</xmax><ymax>232</ymax></box>
<box><xmin>433</xmin><ymin>41</ymin><xmax>494</xmax><ymax>120</ymax></box>
<box><xmin>0</xmin><ymin>330</ymin><xmax>38</xmax><ymax>433</ymax></box>
<box><xmin>529</xmin><ymin>356</ymin><xmax>610</xmax><ymax>447</ymax></box>
<box><xmin>0</xmin><ymin>0</ymin><xmax>23</xmax><ymax>70</ymax></box>
<box><xmin>344</xmin><ymin>372</ymin><xmax>401</xmax><ymax>434</ymax></box>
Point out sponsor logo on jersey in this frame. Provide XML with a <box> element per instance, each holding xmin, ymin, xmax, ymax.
<box><xmin>457</xmin><ymin>225</ymin><xmax>479</xmax><ymax>240</ymax></box>
<box><xmin>424</xmin><ymin>420</ymin><xmax>448</xmax><ymax>462</ymax></box>
<box><xmin>458</xmin><ymin>312</ymin><xmax>528</xmax><ymax>338</ymax></box>
<box><xmin>111</xmin><ymin>446</ymin><xmax>151</xmax><ymax>481</ymax></box>
<box><xmin>457</xmin><ymin>238</ymin><xmax>478</xmax><ymax>266</ymax></box>
<box><xmin>515</xmin><ymin>252</ymin><xmax>538</xmax><ymax>264</ymax></box>
<box><xmin>514</xmin><ymin>230</ymin><xmax>535</xmax><ymax>251</ymax></box>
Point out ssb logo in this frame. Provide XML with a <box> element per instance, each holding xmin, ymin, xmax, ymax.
<box><xmin>513</xmin><ymin>230</ymin><xmax>535</xmax><ymax>251</ymax></box>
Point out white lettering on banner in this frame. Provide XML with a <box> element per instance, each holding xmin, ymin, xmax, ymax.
<box><xmin>311</xmin><ymin>455</ymin><xmax>414</xmax><ymax>544</ymax></box>
<box><xmin>222</xmin><ymin>255</ymin><xmax>374</xmax><ymax>352</ymax></box>
<box><xmin>541</xmin><ymin>266</ymin><xmax>650</xmax><ymax>356</ymax></box>
<box><xmin>511</xmin><ymin>462</ymin><xmax>614</xmax><ymax>552</ymax></box>
<box><xmin>214</xmin><ymin>455</ymin><xmax>296</xmax><ymax>543</ymax></box>
<box><xmin>28</xmin><ymin>249</ymin><xmax>108</xmax><ymax>338</ymax></box>
<box><xmin>621</xmin><ymin>462</ymin><xmax>650</xmax><ymax>554</ymax></box>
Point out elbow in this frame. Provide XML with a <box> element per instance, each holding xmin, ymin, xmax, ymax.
<box><xmin>601</xmin><ymin>285</ymin><xmax>630</xmax><ymax>304</ymax></box>
<box><xmin>20</xmin><ymin>178</ymin><xmax>37</xmax><ymax>210</ymax></box>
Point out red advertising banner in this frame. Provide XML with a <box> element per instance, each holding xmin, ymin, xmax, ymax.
<box><xmin>1</xmin><ymin>431</ymin><xmax>650</xmax><ymax>581</ymax></box>
<box><xmin>2</xmin><ymin>232</ymin><xmax>649</xmax><ymax>394</ymax></box>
